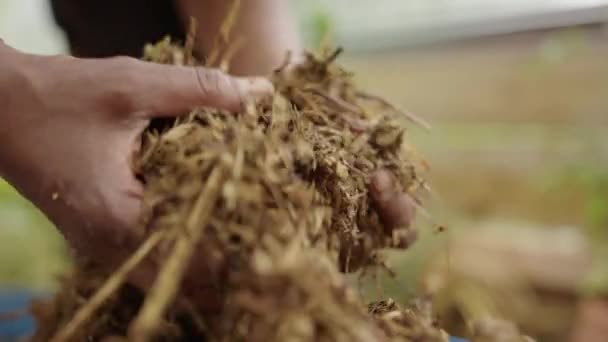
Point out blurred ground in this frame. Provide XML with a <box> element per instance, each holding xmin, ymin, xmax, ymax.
<box><xmin>343</xmin><ymin>24</ymin><xmax>608</xmax><ymax>303</ymax></box>
<box><xmin>0</xmin><ymin>181</ymin><xmax>68</xmax><ymax>290</ymax></box>
<box><xmin>347</xmin><ymin>24</ymin><xmax>608</xmax><ymax>227</ymax></box>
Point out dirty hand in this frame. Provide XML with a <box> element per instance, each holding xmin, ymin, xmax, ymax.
<box><xmin>570</xmin><ymin>298</ymin><xmax>608</xmax><ymax>342</ymax></box>
<box><xmin>0</xmin><ymin>43</ymin><xmax>272</xmax><ymax>263</ymax></box>
<box><xmin>369</xmin><ymin>169</ymin><xmax>417</xmax><ymax>244</ymax></box>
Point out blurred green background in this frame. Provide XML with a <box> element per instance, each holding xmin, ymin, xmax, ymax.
<box><xmin>0</xmin><ymin>0</ymin><xmax>607</xmax><ymax>300</ymax></box>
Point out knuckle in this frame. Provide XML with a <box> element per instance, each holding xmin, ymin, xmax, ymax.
<box><xmin>195</xmin><ymin>68</ymin><xmax>221</xmax><ymax>94</ymax></box>
<box><xmin>101</xmin><ymin>57</ymin><xmax>142</xmax><ymax>113</ymax></box>
<box><xmin>108</xmin><ymin>56</ymin><xmax>140</xmax><ymax>69</ymax></box>
<box><xmin>106</xmin><ymin>85</ymin><xmax>137</xmax><ymax>115</ymax></box>
<box><xmin>195</xmin><ymin>68</ymin><xmax>236</xmax><ymax>99</ymax></box>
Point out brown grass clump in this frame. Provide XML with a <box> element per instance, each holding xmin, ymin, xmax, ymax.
<box><xmin>30</xmin><ymin>15</ymin><xmax>446</xmax><ymax>342</ymax></box>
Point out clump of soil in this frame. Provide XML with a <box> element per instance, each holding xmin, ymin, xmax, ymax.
<box><xmin>31</xmin><ymin>20</ymin><xmax>446</xmax><ymax>342</ymax></box>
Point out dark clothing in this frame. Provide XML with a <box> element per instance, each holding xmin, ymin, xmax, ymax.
<box><xmin>50</xmin><ymin>0</ymin><xmax>185</xmax><ymax>58</ymax></box>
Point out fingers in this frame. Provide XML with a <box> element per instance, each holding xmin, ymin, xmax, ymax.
<box><xmin>103</xmin><ymin>57</ymin><xmax>273</xmax><ymax>116</ymax></box>
<box><xmin>368</xmin><ymin>169</ymin><xmax>416</xmax><ymax>231</ymax></box>
<box><xmin>369</xmin><ymin>169</ymin><xmax>418</xmax><ymax>248</ymax></box>
<box><xmin>570</xmin><ymin>299</ymin><xmax>608</xmax><ymax>342</ymax></box>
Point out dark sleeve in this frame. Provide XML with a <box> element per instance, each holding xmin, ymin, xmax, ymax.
<box><xmin>50</xmin><ymin>0</ymin><xmax>185</xmax><ymax>58</ymax></box>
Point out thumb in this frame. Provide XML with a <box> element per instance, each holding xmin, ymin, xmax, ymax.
<box><xmin>368</xmin><ymin>169</ymin><xmax>415</xmax><ymax>230</ymax></box>
<box><xmin>111</xmin><ymin>57</ymin><xmax>273</xmax><ymax>116</ymax></box>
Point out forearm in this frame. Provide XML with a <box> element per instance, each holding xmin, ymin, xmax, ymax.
<box><xmin>175</xmin><ymin>0</ymin><xmax>301</xmax><ymax>76</ymax></box>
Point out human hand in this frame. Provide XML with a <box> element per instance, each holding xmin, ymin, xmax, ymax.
<box><xmin>369</xmin><ymin>169</ymin><xmax>418</xmax><ymax>246</ymax></box>
<box><xmin>570</xmin><ymin>298</ymin><xmax>608</xmax><ymax>342</ymax></box>
<box><xmin>0</xmin><ymin>44</ymin><xmax>272</xmax><ymax>266</ymax></box>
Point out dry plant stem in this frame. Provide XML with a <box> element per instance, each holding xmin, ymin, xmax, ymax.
<box><xmin>184</xmin><ymin>17</ymin><xmax>198</xmax><ymax>66</ymax></box>
<box><xmin>274</xmin><ymin>50</ymin><xmax>292</xmax><ymax>73</ymax></box>
<box><xmin>49</xmin><ymin>230</ymin><xmax>167</xmax><ymax>342</ymax></box>
<box><xmin>205</xmin><ymin>0</ymin><xmax>241</xmax><ymax>67</ymax></box>
<box><xmin>355</xmin><ymin>91</ymin><xmax>431</xmax><ymax>131</ymax></box>
<box><xmin>396</xmin><ymin>108</ymin><xmax>431</xmax><ymax>131</ymax></box>
<box><xmin>306</xmin><ymin>88</ymin><xmax>362</xmax><ymax>115</ymax></box>
<box><xmin>324</xmin><ymin>47</ymin><xmax>343</xmax><ymax>64</ymax></box>
<box><xmin>129</xmin><ymin>167</ymin><xmax>224</xmax><ymax>342</ymax></box>
<box><xmin>218</xmin><ymin>36</ymin><xmax>245</xmax><ymax>73</ymax></box>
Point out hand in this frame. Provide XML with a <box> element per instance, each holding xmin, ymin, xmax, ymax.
<box><xmin>570</xmin><ymin>298</ymin><xmax>608</xmax><ymax>342</ymax></box>
<box><xmin>369</xmin><ymin>169</ymin><xmax>418</xmax><ymax>246</ymax></box>
<box><xmin>0</xmin><ymin>44</ymin><xmax>272</xmax><ymax>265</ymax></box>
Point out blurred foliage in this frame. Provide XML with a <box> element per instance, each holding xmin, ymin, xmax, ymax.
<box><xmin>575</xmin><ymin>168</ymin><xmax>608</xmax><ymax>296</ymax></box>
<box><xmin>309</xmin><ymin>7</ymin><xmax>333</xmax><ymax>49</ymax></box>
<box><xmin>551</xmin><ymin>165</ymin><xmax>608</xmax><ymax>238</ymax></box>
<box><xmin>0</xmin><ymin>179</ymin><xmax>69</xmax><ymax>290</ymax></box>
<box><xmin>537</xmin><ymin>28</ymin><xmax>589</xmax><ymax>67</ymax></box>
<box><xmin>294</xmin><ymin>0</ymin><xmax>334</xmax><ymax>49</ymax></box>
<box><xmin>546</xmin><ymin>165</ymin><xmax>608</xmax><ymax>296</ymax></box>
<box><xmin>578</xmin><ymin>171</ymin><xmax>608</xmax><ymax>235</ymax></box>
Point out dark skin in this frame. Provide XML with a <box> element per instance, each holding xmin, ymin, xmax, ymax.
<box><xmin>0</xmin><ymin>1</ymin><xmax>415</xmax><ymax>305</ymax></box>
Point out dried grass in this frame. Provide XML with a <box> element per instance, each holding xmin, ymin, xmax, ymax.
<box><xmin>30</xmin><ymin>12</ymin><xmax>451</xmax><ymax>342</ymax></box>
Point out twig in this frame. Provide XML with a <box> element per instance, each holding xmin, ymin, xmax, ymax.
<box><xmin>356</xmin><ymin>91</ymin><xmax>431</xmax><ymax>131</ymax></box>
<box><xmin>304</xmin><ymin>88</ymin><xmax>372</xmax><ymax>132</ymax></box>
<box><xmin>324</xmin><ymin>47</ymin><xmax>344</xmax><ymax>65</ymax></box>
<box><xmin>273</xmin><ymin>50</ymin><xmax>292</xmax><ymax>74</ymax></box>
<box><xmin>184</xmin><ymin>17</ymin><xmax>198</xmax><ymax>66</ymax></box>
<box><xmin>305</xmin><ymin>88</ymin><xmax>362</xmax><ymax>114</ymax></box>
<box><xmin>50</xmin><ymin>230</ymin><xmax>166</xmax><ymax>342</ymax></box>
<box><xmin>128</xmin><ymin>167</ymin><xmax>224</xmax><ymax>342</ymax></box>
<box><xmin>206</xmin><ymin>0</ymin><xmax>241</xmax><ymax>67</ymax></box>
<box><xmin>219</xmin><ymin>36</ymin><xmax>245</xmax><ymax>73</ymax></box>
